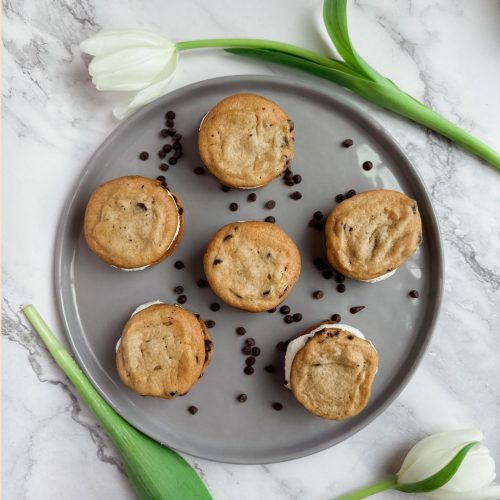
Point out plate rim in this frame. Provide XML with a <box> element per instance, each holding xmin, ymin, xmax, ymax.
<box><xmin>54</xmin><ymin>74</ymin><xmax>444</xmax><ymax>464</ymax></box>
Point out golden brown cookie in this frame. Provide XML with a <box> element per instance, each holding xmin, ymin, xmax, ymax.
<box><xmin>198</xmin><ymin>94</ymin><xmax>294</xmax><ymax>189</ymax></box>
<box><xmin>289</xmin><ymin>321</ymin><xmax>378</xmax><ymax>420</ymax></box>
<box><xmin>116</xmin><ymin>303</ymin><xmax>213</xmax><ymax>399</ymax></box>
<box><xmin>325</xmin><ymin>190</ymin><xmax>422</xmax><ymax>281</ymax></box>
<box><xmin>203</xmin><ymin>221</ymin><xmax>301</xmax><ymax>312</ymax></box>
<box><xmin>84</xmin><ymin>176</ymin><xmax>184</xmax><ymax>270</ymax></box>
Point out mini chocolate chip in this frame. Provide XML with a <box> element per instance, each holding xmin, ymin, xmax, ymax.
<box><xmin>229</xmin><ymin>202</ymin><xmax>238</xmax><ymax>212</ymax></box>
<box><xmin>347</xmin><ymin>335</ymin><xmax>354</xmax><ymax>340</ymax></box>
<box><xmin>314</xmin><ymin>257</ymin><xmax>328</xmax><ymax>270</ymax></box>
<box><xmin>247</xmin><ymin>193</ymin><xmax>257</xmax><ymax>202</ymax></box>
<box><xmin>210</xmin><ymin>302</ymin><xmax>221</xmax><ymax>312</ymax></box>
<box><xmin>156</xmin><ymin>175</ymin><xmax>166</xmax><ymax>183</ymax></box>
<box><xmin>242</xmin><ymin>345</ymin><xmax>252</xmax><ymax>355</ymax></box>
<box><xmin>205</xmin><ymin>320</ymin><xmax>215</xmax><ymax>328</ymax></box>
<box><xmin>276</xmin><ymin>341</ymin><xmax>286</xmax><ymax>351</ymax></box>
<box><xmin>246</xmin><ymin>338</ymin><xmax>256</xmax><ymax>347</ymax></box>
<box><xmin>313</xmin><ymin>211</ymin><xmax>324</xmax><ymax>221</ymax></box>
<box><xmin>165</xmin><ymin>119</ymin><xmax>174</xmax><ymax>128</ymax></box>
<box><xmin>264</xmin><ymin>364</ymin><xmax>276</xmax><ymax>373</ymax></box>
<box><xmin>335</xmin><ymin>273</ymin><xmax>345</xmax><ymax>284</ymax></box>
<box><xmin>159</xmin><ymin>163</ymin><xmax>169</xmax><ymax>171</ymax></box>
<box><xmin>158</xmin><ymin>150</ymin><xmax>166</xmax><ymax>159</ymax></box>
<box><xmin>290</xmin><ymin>191</ymin><xmax>302</xmax><ymax>200</ymax></box>
<box><xmin>236</xmin><ymin>327</ymin><xmax>246</xmax><ymax>336</ymax></box>
<box><xmin>163</xmin><ymin>144</ymin><xmax>173</xmax><ymax>153</ymax></box>
<box><xmin>267</xmin><ymin>307</ymin><xmax>277</xmax><ymax>313</ymax></box>
<box><xmin>213</xmin><ymin>258</ymin><xmax>223</xmax><ymax>265</ymax></box>
<box><xmin>292</xmin><ymin>174</ymin><xmax>302</xmax><ymax>184</ymax></box>
<box><xmin>168</xmin><ymin>157</ymin><xmax>177</xmax><ymax>165</ymax></box>
<box><xmin>160</xmin><ymin>129</ymin><xmax>169</xmax><ymax>138</ymax></box>
<box><xmin>172</xmin><ymin>142</ymin><xmax>182</xmax><ymax>151</ymax></box>
<box><xmin>251</xmin><ymin>346</ymin><xmax>261</xmax><ymax>356</ymax></box>
<box><xmin>272</xmin><ymin>402</ymin><xmax>283</xmax><ymax>411</ymax></box>
<box><xmin>285</xmin><ymin>180</ymin><xmax>295</xmax><ymax>187</ymax></box>
<box><xmin>292</xmin><ymin>313</ymin><xmax>302</xmax><ymax>322</ymax></box>
<box><xmin>336</xmin><ymin>284</ymin><xmax>346</xmax><ymax>293</ymax></box>
<box><xmin>166</xmin><ymin>110</ymin><xmax>176</xmax><ymax>120</ymax></box>
<box><xmin>136</xmin><ymin>202</ymin><xmax>147</xmax><ymax>211</ymax></box>
<box><xmin>139</xmin><ymin>151</ymin><xmax>149</xmax><ymax>161</ymax></box>
<box><xmin>262</xmin><ymin>290</ymin><xmax>270</xmax><ymax>296</ymax></box>
<box><xmin>221</xmin><ymin>185</ymin><xmax>230</xmax><ymax>192</ymax></box>
<box><xmin>330</xmin><ymin>313</ymin><xmax>342</xmax><ymax>322</ymax></box>
<box><xmin>346</xmin><ymin>189</ymin><xmax>357</xmax><ymax>198</ymax></box>
<box><xmin>169</xmin><ymin>392</ymin><xmax>176</xmax><ymax>396</ymax></box>
<box><xmin>284</xmin><ymin>315</ymin><xmax>293</xmax><ymax>324</ymax></box>
<box><xmin>194</xmin><ymin>166</ymin><xmax>205</xmax><ymax>175</ymax></box>
<box><xmin>188</xmin><ymin>405</ymin><xmax>198</xmax><ymax>415</ymax></box>
<box><xmin>409</xmin><ymin>290</ymin><xmax>420</xmax><ymax>298</ymax></box>
<box><xmin>237</xmin><ymin>393</ymin><xmax>248</xmax><ymax>402</ymax></box>
<box><xmin>174</xmin><ymin>261</ymin><xmax>184</xmax><ymax>269</ymax></box>
<box><xmin>342</xmin><ymin>139</ymin><xmax>353</xmax><ymax>147</ymax></box>
<box><xmin>178</xmin><ymin>207</ymin><xmax>184</xmax><ymax>215</ymax></box>
<box><xmin>350</xmin><ymin>306</ymin><xmax>365</xmax><ymax>314</ymax></box>
<box><xmin>335</xmin><ymin>193</ymin><xmax>346</xmax><ymax>203</ymax></box>
<box><xmin>265</xmin><ymin>200</ymin><xmax>276</xmax><ymax>209</ymax></box>
<box><xmin>279</xmin><ymin>305</ymin><xmax>290</xmax><ymax>315</ymax></box>
<box><xmin>322</xmin><ymin>269</ymin><xmax>334</xmax><ymax>280</ymax></box>
<box><xmin>245</xmin><ymin>356</ymin><xmax>256</xmax><ymax>366</ymax></box>
<box><xmin>173</xmin><ymin>133</ymin><xmax>182</xmax><ymax>141</ymax></box>
<box><xmin>244</xmin><ymin>365</ymin><xmax>254</xmax><ymax>375</ymax></box>
<box><xmin>197</xmin><ymin>279</ymin><xmax>207</xmax><ymax>288</ymax></box>
<box><xmin>362</xmin><ymin>160</ymin><xmax>373</xmax><ymax>171</ymax></box>
<box><xmin>167</xmin><ymin>127</ymin><xmax>176</xmax><ymax>136</ymax></box>
<box><xmin>174</xmin><ymin>285</ymin><xmax>184</xmax><ymax>294</ymax></box>
<box><xmin>313</xmin><ymin>290</ymin><xmax>324</xmax><ymax>299</ymax></box>
<box><xmin>265</xmin><ymin>216</ymin><xmax>276</xmax><ymax>223</ymax></box>
<box><xmin>177</xmin><ymin>295</ymin><xmax>187</xmax><ymax>304</ymax></box>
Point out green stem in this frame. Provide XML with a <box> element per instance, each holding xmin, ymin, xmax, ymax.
<box><xmin>335</xmin><ymin>477</ymin><xmax>398</xmax><ymax>500</ymax></box>
<box><xmin>176</xmin><ymin>38</ymin><xmax>359</xmax><ymax>76</ymax></box>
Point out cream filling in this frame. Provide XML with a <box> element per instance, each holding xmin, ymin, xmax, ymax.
<box><xmin>115</xmin><ymin>189</ymin><xmax>181</xmax><ymax>271</ymax></box>
<box><xmin>115</xmin><ymin>300</ymin><xmax>165</xmax><ymax>352</ymax></box>
<box><xmin>361</xmin><ymin>268</ymin><xmax>397</xmax><ymax>283</ymax></box>
<box><xmin>284</xmin><ymin>323</ymin><xmax>372</xmax><ymax>389</ymax></box>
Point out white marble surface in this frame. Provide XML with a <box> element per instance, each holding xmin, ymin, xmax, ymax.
<box><xmin>3</xmin><ymin>0</ymin><xmax>500</xmax><ymax>498</ymax></box>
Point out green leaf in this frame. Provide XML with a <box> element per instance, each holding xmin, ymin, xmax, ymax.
<box><xmin>396</xmin><ymin>441</ymin><xmax>480</xmax><ymax>493</ymax></box>
<box><xmin>22</xmin><ymin>305</ymin><xmax>212</xmax><ymax>500</ymax></box>
<box><xmin>225</xmin><ymin>47</ymin><xmax>500</xmax><ymax>169</ymax></box>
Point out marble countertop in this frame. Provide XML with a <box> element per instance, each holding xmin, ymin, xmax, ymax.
<box><xmin>3</xmin><ymin>0</ymin><xmax>500</xmax><ymax>498</ymax></box>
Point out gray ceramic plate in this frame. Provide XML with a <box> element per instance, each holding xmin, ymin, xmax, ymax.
<box><xmin>55</xmin><ymin>75</ymin><xmax>443</xmax><ymax>464</ymax></box>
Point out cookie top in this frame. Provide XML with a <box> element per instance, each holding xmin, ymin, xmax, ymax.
<box><xmin>325</xmin><ymin>190</ymin><xmax>422</xmax><ymax>281</ymax></box>
<box><xmin>84</xmin><ymin>176</ymin><xmax>184</xmax><ymax>269</ymax></box>
<box><xmin>290</xmin><ymin>322</ymin><xmax>378</xmax><ymax>420</ymax></box>
<box><xmin>203</xmin><ymin>221</ymin><xmax>301</xmax><ymax>312</ymax></box>
<box><xmin>198</xmin><ymin>94</ymin><xmax>294</xmax><ymax>188</ymax></box>
<box><xmin>116</xmin><ymin>303</ymin><xmax>212</xmax><ymax>398</ymax></box>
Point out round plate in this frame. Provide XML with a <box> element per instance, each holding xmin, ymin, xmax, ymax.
<box><xmin>55</xmin><ymin>75</ymin><xmax>443</xmax><ymax>464</ymax></box>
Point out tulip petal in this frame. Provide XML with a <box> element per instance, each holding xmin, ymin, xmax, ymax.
<box><xmin>425</xmin><ymin>483</ymin><xmax>500</xmax><ymax>500</ymax></box>
<box><xmin>80</xmin><ymin>29</ymin><xmax>173</xmax><ymax>57</ymax></box>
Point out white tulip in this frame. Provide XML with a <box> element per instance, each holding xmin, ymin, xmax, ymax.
<box><xmin>80</xmin><ymin>30</ymin><xmax>178</xmax><ymax>119</ymax></box>
<box><xmin>397</xmin><ymin>429</ymin><xmax>500</xmax><ymax>500</ymax></box>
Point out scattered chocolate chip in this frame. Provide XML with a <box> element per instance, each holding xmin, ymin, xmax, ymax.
<box><xmin>210</xmin><ymin>302</ymin><xmax>221</xmax><ymax>312</ymax></box>
<box><xmin>165</xmin><ymin>119</ymin><xmax>174</xmax><ymax>128</ymax></box>
<box><xmin>188</xmin><ymin>406</ymin><xmax>198</xmax><ymax>415</ymax></box>
<box><xmin>166</xmin><ymin>128</ymin><xmax>176</xmax><ymax>136</ymax></box>
<box><xmin>174</xmin><ymin>285</ymin><xmax>184</xmax><ymax>294</ymax></box>
<box><xmin>267</xmin><ymin>307</ymin><xmax>277</xmax><ymax>313</ymax></box>
<box><xmin>173</xmin><ymin>133</ymin><xmax>182</xmax><ymax>141</ymax></box>
<box><xmin>409</xmin><ymin>290</ymin><xmax>420</xmax><ymax>299</ymax></box>
<box><xmin>276</xmin><ymin>341</ymin><xmax>286</xmax><ymax>351</ymax></box>
<box><xmin>139</xmin><ymin>151</ymin><xmax>149</xmax><ymax>161</ymax></box>
<box><xmin>172</xmin><ymin>142</ymin><xmax>182</xmax><ymax>151</ymax></box>
<box><xmin>221</xmin><ymin>185</ymin><xmax>230</xmax><ymax>192</ymax></box>
<box><xmin>168</xmin><ymin>157</ymin><xmax>177</xmax><ymax>165</ymax></box>
<box><xmin>197</xmin><ymin>279</ymin><xmax>207</xmax><ymax>288</ymax></box>
<box><xmin>342</xmin><ymin>139</ymin><xmax>353</xmax><ymax>147</ymax></box>
<box><xmin>156</xmin><ymin>175</ymin><xmax>166</xmax><ymax>183</ymax></box>
<box><xmin>335</xmin><ymin>193</ymin><xmax>346</xmax><ymax>203</ymax></box>
<box><xmin>205</xmin><ymin>320</ymin><xmax>215</xmax><ymax>328</ymax></box>
<box><xmin>292</xmin><ymin>313</ymin><xmax>303</xmax><ymax>322</ymax></box>
<box><xmin>313</xmin><ymin>290</ymin><xmax>324</xmax><ymax>299</ymax></box>
<box><xmin>346</xmin><ymin>189</ymin><xmax>357</xmax><ymax>198</ymax></box>
<box><xmin>174</xmin><ymin>261</ymin><xmax>184</xmax><ymax>269</ymax></box>
<box><xmin>265</xmin><ymin>200</ymin><xmax>276</xmax><ymax>209</ymax></box>
<box><xmin>322</xmin><ymin>269</ymin><xmax>334</xmax><ymax>280</ymax></box>
<box><xmin>362</xmin><ymin>161</ymin><xmax>373</xmax><ymax>171</ymax></box>
<box><xmin>166</xmin><ymin>110</ymin><xmax>176</xmax><ymax>120</ymax></box>
<box><xmin>330</xmin><ymin>313</ymin><xmax>342</xmax><ymax>322</ymax></box>
<box><xmin>285</xmin><ymin>179</ymin><xmax>295</xmax><ymax>187</ymax></box>
<box><xmin>313</xmin><ymin>211</ymin><xmax>324</xmax><ymax>221</ymax></box>
<box><xmin>213</xmin><ymin>258</ymin><xmax>223</xmax><ymax>265</ymax></box>
<box><xmin>251</xmin><ymin>346</ymin><xmax>261</xmax><ymax>356</ymax></box>
<box><xmin>177</xmin><ymin>295</ymin><xmax>187</xmax><ymax>304</ymax></box>
<box><xmin>335</xmin><ymin>273</ymin><xmax>345</xmax><ymax>284</ymax></box>
<box><xmin>160</xmin><ymin>129</ymin><xmax>169</xmax><ymax>138</ymax></box>
<box><xmin>264</xmin><ymin>364</ymin><xmax>276</xmax><ymax>373</ymax></box>
<box><xmin>290</xmin><ymin>191</ymin><xmax>302</xmax><ymax>200</ymax></box>
<box><xmin>158</xmin><ymin>150</ymin><xmax>166</xmax><ymax>159</ymax></box>
<box><xmin>194</xmin><ymin>166</ymin><xmax>205</xmax><ymax>175</ymax></box>
<box><xmin>236</xmin><ymin>327</ymin><xmax>246</xmax><ymax>336</ymax></box>
<box><xmin>284</xmin><ymin>315</ymin><xmax>293</xmax><ymax>324</ymax></box>
<box><xmin>246</xmin><ymin>338</ymin><xmax>256</xmax><ymax>347</ymax></box>
<box><xmin>159</xmin><ymin>163</ymin><xmax>169</xmax><ymax>171</ymax></box>
<box><xmin>242</xmin><ymin>345</ymin><xmax>252</xmax><ymax>355</ymax></box>
<box><xmin>350</xmin><ymin>306</ymin><xmax>365</xmax><ymax>314</ymax></box>
<box><xmin>279</xmin><ymin>305</ymin><xmax>291</xmax><ymax>315</ymax></box>
<box><xmin>247</xmin><ymin>193</ymin><xmax>257</xmax><ymax>202</ymax></box>
<box><xmin>272</xmin><ymin>402</ymin><xmax>283</xmax><ymax>411</ymax></box>
<box><xmin>265</xmin><ymin>216</ymin><xmax>276</xmax><ymax>223</ymax></box>
<box><xmin>314</xmin><ymin>257</ymin><xmax>328</xmax><ymax>270</ymax></box>
<box><xmin>177</xmin><ymin>207</ymin><xmax>184</xmax><ymax>216</ymax></box>
<box><xmin>336</xmin><ymin>284</ymin><xmax>346</xmax><ymax>293</ymax></box>
<box><xmin>229</xmin><ymin>202</ymin><xmax>239</xmax><ymax>212</ymax></box>
<box><xmin>237</xmin><ymin>393</ymin><xmax>248</xmax><ymax>403</ymax></box>
<box><xmin>245</xmin><ymin>356</ymin><xmax>256</xmax><ymax>366</ymax></box>
<box><xmin>163</xmin><ymin>143</ymin><xmax>173</xmax><ymax>153</ymax></box>
<box><xmin>292</xmin><ymin>174</ymin><xmax>302</xmax><ymax>184</ymax></box>
<box><xmin>244</xmin><ymin>365</ymin><xmax>254</xmax><ymax>375</ymax></box>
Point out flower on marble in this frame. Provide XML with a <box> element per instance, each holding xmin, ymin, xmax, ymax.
<box><xmin>80</xmin><ymin>30</ymin><xmax>178</xmax><ymax>119</ymax></box>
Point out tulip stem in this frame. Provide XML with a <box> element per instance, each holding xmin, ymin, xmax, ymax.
<box><xmin>335</xmin><ymin>476</ymin><xmax>398</xmax><ymax>499</ymax></box>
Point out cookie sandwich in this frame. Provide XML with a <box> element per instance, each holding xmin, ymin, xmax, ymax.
<box><xmin>116</xmin><ymin>302</ymin><xmax>213</xmax><ymax>398</ymax></box>
<box><xmin>285</xmin><ymin>321</ymin><xmax>378</xmax><ymax>420</ymax></box>
<box><xmin>84</xmin><ymin>176</ymin><xmax>184</xmax><ymax>270</ymax></box>
<box><xmin>203</xmin><ymin>221</ymin><xmax>301</xmax><ymax>312</ymax></box>
<box><xmin>198</xmin><ymin>93</ymin><xmax>295</xmax><ymax>189</ymax></box>
<box><xmin>325</xmin><ymin>190</ymin><xmax>422</xmax><ymax>282</ymax></box>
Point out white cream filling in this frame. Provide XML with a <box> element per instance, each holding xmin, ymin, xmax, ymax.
<box><xmin>115</xmin><ymin>189</ymin><xmax>181</xmax><ymax>271</ymax></box>
<box><xmin>284</xmin><ymin>323</ymin><xmax>371</xmax><ymax>389</ymax></box>
<box><xmin>115</xmin><ymin>300</ymin><xmax>165</xmax><ymax>352</ymax></box>
<box><xmin>361</xmin><ymin>268</ymin><xmax>397</xmax><ymax>283</ymax></box>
